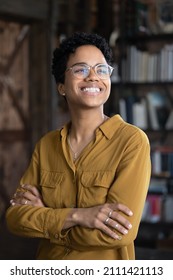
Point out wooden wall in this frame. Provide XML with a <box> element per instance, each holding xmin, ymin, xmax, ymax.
<box><xmin>0</xmin><ymin>0</ymin><xmax>58</xmax><ymax>224</ymax></box>
<box><xmin>0</xmin><ymin>0</ymin><xmax>49</xmax><ymax>20</ymax></box>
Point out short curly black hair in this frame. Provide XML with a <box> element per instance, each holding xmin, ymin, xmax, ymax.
<box><xmin>52</xmin><ymin>32</ymin><xmax>113</xmax><ymax>84</ymax></box>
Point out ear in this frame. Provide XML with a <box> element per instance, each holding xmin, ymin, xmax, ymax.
<box><xmin>57</xmin><ymin>83</ymin><xmax>65</xmax><ymax>96</ymax></box>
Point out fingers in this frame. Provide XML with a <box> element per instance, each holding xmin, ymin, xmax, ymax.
<box><xmin>21</xmin><ymin>184</ymin><xmax>41</xmax><ymax>198</ymax></box>
<box><xmin>101</xmin><ymin>214</ymin><xmax>130</xmax><ymax>239</ymax></box>
<box><xmin>110</xmin><ymin>211</ymin><xmax>132</xmax><ymax>230</ymax></box>
<box><xmin>97</xmin><ymin>204</ymin><xmax>133</xmax><ymax>239</ymax></box>
<box><xmin>77</xmin><ymin>208</ymin><xmax>122</xmax><ymax>240</ymax></box>
<box><xmin>18</xmin><ymin>188</ymin><xmax>36</xmax><ymax>201</ymax></box>
<box><xmin>10</xmin><ymin>196</ymin><xmax>30</xmax><ymax>206</ymax></box>
<box><xmin>112</xmin><ymin>203</ymin><xmax>133</xmax><ymax>217</ymax></box>
<box><xmin>10</xmin><ymin>184</ymin><xmax>45</xmax><ymax>207</ymax></box>
<box><xmin>103</xmin><ymin>211</ymin><xmax>131</xmax><ymax>235</ymax></box>
<box><xmin>97</xmin><ymin>219</ymin><xmax>122</xmax><ymax>240</ymax></box>
<box><xmin>10</xmin><ymin>190</ymin><xmax>32</xmax><ymax>206</ymax></box>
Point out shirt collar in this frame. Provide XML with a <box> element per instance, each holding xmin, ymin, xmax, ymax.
<box><xmin>99</xmin><ymin>114</ymin><xmax>123</xmax><ymax>139</ymax></box>
<box><xmin>60</xmin><ymin>114</ymin><xmax>123</xmax><ymax>140</ymax></box>
<box><xmin>60</xmin><ymin>122</ymin><xmax>70</xmax><ymax>138</ymax></box>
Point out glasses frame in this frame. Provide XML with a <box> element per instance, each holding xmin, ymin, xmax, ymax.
<box><xmin>66</xmin><ymin>63</ymin><xmax>114</xmax><ymax>80</ymax></box>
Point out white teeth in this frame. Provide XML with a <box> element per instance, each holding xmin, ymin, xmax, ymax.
<box><xmin>82</xmin><ymin>87</ymin><xmax>100</xmax><ymax>92</ymax></box>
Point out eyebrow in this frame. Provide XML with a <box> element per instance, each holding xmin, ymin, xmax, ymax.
<box><xmin>69</xmin><ymin>62</ymin><xmax>89</xmax><ymax>67</ymax></box>
<box><xmin>69</xmin><ymin>62</ymin><xmax>107</xmax><ymax>68</ymax></box>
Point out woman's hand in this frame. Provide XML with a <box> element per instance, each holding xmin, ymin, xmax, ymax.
<box><xmin>65</xmin><ymin>203</ymin><xmax>133</xmax><ymax>240</ymax></box>
<box><xmin>10</xmin><ymin>184</ymin><xmax>45</xmax><ymax>207</ymax></box>
<box><xmin>10</xmin><ymin>185</ymin><xmax>133</xmax><ymax>240</ymax></box>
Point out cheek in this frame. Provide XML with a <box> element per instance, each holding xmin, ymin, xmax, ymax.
<box><xmin>64</xmin><ymin>76</ymin><xmax>77</xmax><ymax>92</ymax></box>
<box><xmin>105</xmin><ymin>80</ymin><xmax>111</xmax><ymax>95</ymax></box>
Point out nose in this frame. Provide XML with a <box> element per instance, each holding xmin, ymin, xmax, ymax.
<box><xmin>85</xmin><ymin>67</ymin><xmax>99</xmax><ymax>81</ymax></box>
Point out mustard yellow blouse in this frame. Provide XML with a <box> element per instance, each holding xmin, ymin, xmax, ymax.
<box><xmin>6</xmin><ymin>115</ymin><xmax>151</xmax><ymax>260</ymax></box>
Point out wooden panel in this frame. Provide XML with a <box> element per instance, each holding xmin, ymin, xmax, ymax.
<box><xmin>0</xmin><ymin>130</ymin><xmax>30</xmax><ymax>142</ymax></box>
<box><xmin>0</xmin><ymin>0</ymin><xmax>49</xmax><ymax>20</ymax></box>
<box><xmin>29</xmin><ymin>22</ymin><xmax>51</xmax><ymax>146</ymax></box>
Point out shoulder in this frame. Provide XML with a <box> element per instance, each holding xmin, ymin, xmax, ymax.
<box><xmin>40</xmin><ymin>129</ymin><xmax>61</xmax><ymax>143</ymax></box>
<box><xmin>42</xmin><ymin>129</ymin><xmax>61</xmax><ymax>140</ymax></box>
<box><xmin>122</xmin><ymin>121</ymin><xmax>149</xmax><ymax>143</ymax></box>
<box><xmin>111</xmin><ymin>115</ymin><xmax>150</xmax><ymax>147</ymax></box>
<box><xmin>34</xmin><ymin>129</ymin><xmax>61</xmax><ymax>151</ymax></box>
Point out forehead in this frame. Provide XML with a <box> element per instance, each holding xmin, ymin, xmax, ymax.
<box><xmin>67</xmin><ymin>45</ymin><xmax>107</xmax><ymax>66</ymax></box>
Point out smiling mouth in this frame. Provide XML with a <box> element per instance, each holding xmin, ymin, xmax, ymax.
<box><xmin>81</xmin><ymin>87</ymin><xmax>101</xmax><ymax>93</ymax></box>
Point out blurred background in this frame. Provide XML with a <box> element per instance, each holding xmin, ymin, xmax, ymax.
<box><xmin>0</xmin><ymin>0</ymin><xmax>173</xmax><ymax>260</ymax></box>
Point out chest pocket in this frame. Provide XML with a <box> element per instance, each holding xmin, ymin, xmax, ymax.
<box><xmin>79</xmin><ymin>171</ymin><xmax>114</xmax><ymax>207</ymax></box>
<box><xmin>40</xmin><ymin>170</ymin><xmax>64</xmax><ymax>208</ymax></box>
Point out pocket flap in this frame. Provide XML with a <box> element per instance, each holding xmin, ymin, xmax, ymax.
<box><xmin>40</xmin><ymin>170</ymin><xmax>64</xmax><ymax>188</ymax></box>
<box><xmin>81</xmin><ymin>171</ymin><xmax>114</xmax><ymax>189</ymax></box>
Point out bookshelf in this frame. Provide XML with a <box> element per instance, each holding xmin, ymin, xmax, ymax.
<box><xmin>106</xmin><ymin>0</ymin><xmax>173</xmax><ymax>256</ymax></box>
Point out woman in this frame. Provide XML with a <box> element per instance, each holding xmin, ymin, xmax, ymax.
<box><xmin>6</xmin><ymin>32</ymin><xmax>151</xmax><ymax>260</ymax></box>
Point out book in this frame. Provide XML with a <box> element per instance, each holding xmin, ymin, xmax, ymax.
<box><xmin>125</xmin><ymin>95</ymin><xmax>137</xmax><ymax>124</ymax></box>
<box><xmin>146</xmin><ymin>91</ymin><xmax>170</xmax><ymax>130</ymax></box>
<box><xmin>132</xmin><ymin>98</ymin><xmax>148</xmax><ymax>129</ymax></box>
<box><xmin>151</xmin><ymin>146</ymin><xmax>173</xmax><ymax>177</ymax></box>
<box><xmin>119</xmin><ymin>98</ymin><xmax>127</xmax><ymax>122</ymax></box>
<box><xmin>151</xmin><ymin>151</ymin><xmax>162</xmax><ymax>175</ymax></box>
<box><xmin>165</xmin><ymin>110</ymin><xmax>173</xmax><ymax>129</ymax></box>
<box><xmin>144</xmin><ymin>194</ymin><xmax>162</xmax><ymax>222</ymax></box>
<box><xmin>162</xmin><ymin>195</ymin><xmax>173</xmax><ymax>222</ymax></box>
<box><xmin>149</xmin><ymin>178</ymin><xmax>167</xmax><ymax>194</ymax></box>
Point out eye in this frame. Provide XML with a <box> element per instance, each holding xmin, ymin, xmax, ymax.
<box><xmin>97</xmin><ymin>65</ymin><xmax>109</xmax><ymax>75</ymax></box>
<box><xmin>73</xmin><ymin>65</ymin><xmax>88</xmax><ymax>75</ymax></box>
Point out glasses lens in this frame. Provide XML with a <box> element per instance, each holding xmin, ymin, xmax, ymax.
<box><xmin>72</xmin><ymin>64</ymin><xmax>89</xmax><ymax>78</ymax></box>
<box><xmin>96</xmin><ymin>64</ymin><xmax>112</xmax><ymax>79</ymax></box>
<box><xmin>69</xmin><ymin>63</ymin><xmax>113</xmax><ymax>79</ymax></box>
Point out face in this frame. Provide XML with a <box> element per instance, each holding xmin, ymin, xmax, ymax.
<box><xmin>58</xmin><ymin>45</ymin><xmax>111</xmax><ymax>111</ymax></box>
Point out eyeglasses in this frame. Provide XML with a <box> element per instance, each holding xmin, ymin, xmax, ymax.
<box><xmin>66</xmin><ymin>63</ymin><xmax>114</xmax><ymax>79</ymax></box>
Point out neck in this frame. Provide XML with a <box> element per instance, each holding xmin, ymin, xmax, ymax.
<box><xmin>69</xmin><ymin>108</ymin><xmax>106</xmax><ymax>141</ymax></box>
<box><xmin>67</xmin><ymin>109</ymin><xmax>108</xmax><ymax>161</ymax></box>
